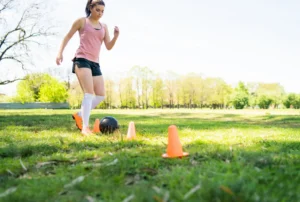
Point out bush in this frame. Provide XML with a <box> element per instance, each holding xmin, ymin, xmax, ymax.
<box><xmin>257</xmin><ymin>95</ymin><xmax>273</xmax><ymax>109</ymax></box>
<box><xmin>283</xmin><ymin>94</ymin><xmax>300</xmax><ymax>109</ymax></box>
<box><xmin>14</xmin><ymin>73</ymin><xmax>68</xmax><ymax>103</ymax></box>
<box><xmin>230</xmin><ymin>92</ymin><xmax>249</xmax><ymax>109</ymax></box>
<box><xmin>39</xmin><ymin>79</ymin><xmax>68</xmax><ymax>103</ymax></box>
<box><xmin>15</xmin><ymin>80</ymin><xmax>35</xmax><ymax>103</ymax></box>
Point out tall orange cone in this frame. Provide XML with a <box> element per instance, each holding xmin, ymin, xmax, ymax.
<box><xmin>126</xmin><ymin>121</ymin><xmax>136</xmax><ymax>140</ymax></box>
<box><xmin>162</xmin><ymin>125</ymin><xmax>189</xmax><ymax>158</ymax></box>
<box><xmin>93</xmin><ymin>119</ymin><xmax>100</xmax><ymax>133</ymax></box>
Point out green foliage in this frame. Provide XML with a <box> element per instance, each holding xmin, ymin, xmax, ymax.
<box><xmin>230</xmin><ymin>91</ymin><xmax>249</xmax><ymax>109</ymax></box>
<box><xmin>180</xmin><ymin>73</ymin><xmax>202</xmax><ymax>108</ymax></box>
<box><xmin>87</xmin><ymin>73</ymin><xmax>294</xmax><ymax>109</ymax></box>
<box><xmin>236</xmin><ymin>81</ymin><xmax>249</xmax><ymax>95</ymax></box>
<box><xmin>119</xmin><ymin>77</ymin><xmax>137</xmax><ymax>109</ymax></box>
<box><xmin>248</xmin><ymin>95</ymin><xmax>257</xmax><ymax>108</ymax></box>
<box><xmin>230</xmin><ymin>82</ymin><xmax>249</xmax><ymax>109</ymax></box>
<box><xmin>15</xmin><ymin>80</ymin><xmax>35</xmax><ymax>103</ymax></box>
<box><xmin>39</xmin><ymin>78</ymin><xmax>68</xmax><ymax>103</ymax></box>
<box><xmin>14</xmin><ymin>73</ymin><xmax>68</xmax><ymax>103</ymax></box>
<box><xmin>26</xmin><ymin>73</ymin><xmax>53</xmax><ymax>101</ymax></box>
<box><xmin>283</xmin><ymin>93</ymin><xmax>300</xmax><ymax>109</ymax></box>
<box><xmin>130</xmin><ymin>66</ymin><xmax>153</xmax><ymax>108</ymax></box>
<box><xmin>10</xmin><ymin>71</ymin><xmax>296</xmax><ymax>109</ymax></box>
<box><xmin>150</xmin><ymin>76</ymin><xmax>165</xmax><ymax>108</ymax></box>
<box><xmin>257</xmin><ymin>95</ymin><xmax>273</xmax><ymax>109</ymax></box>
<box><xmin>256</xmin><ymin>83</ymin><xmax>285</xmax><ymax>107</ymax></box>
<box><xmin>205</xmin><ymin>78</ymin><xmax>232</xmax><ymax>108</ymax></box>
<box><xmin>165</xmin><ymin>72</ymin><xmax>179</xmax><ymax>108</ymax></box>
<box><xmin>103</xmin><ymin>79</ymin><xmax>115</xmax><ymax>109</ymax></box>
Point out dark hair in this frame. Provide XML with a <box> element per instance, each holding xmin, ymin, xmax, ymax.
<box><xmin>85</xmin><ymin>0</ymin><xmax>105</xmax><ymax>17</ymax></box>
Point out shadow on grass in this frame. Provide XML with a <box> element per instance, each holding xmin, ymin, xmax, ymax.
<box><xmin>1</xmin><ymin>112</ymin><xmax>300</xmax><ymax>134</ymax></box>
<box><xmin>0</xmin><ymin>138</ymin><xmax>299</xmax><ymax>202</ymax></box>
<box><xmin>186</xmin><ymin>139</ymin><xmax>300</xmax><ymax>166</ymax></box>
<box><xmin>1</xmin><ymin>137</ymin><xmax>299</xmax><ymax>173</ymax></box>
<box><xmin>0</xmin><ymin>144</ymin><xmax>60</xmax><ymax>158</ymax></box>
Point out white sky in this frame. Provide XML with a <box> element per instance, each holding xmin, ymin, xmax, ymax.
<box><xmin>1</xmin><ymin>0</ymin><xmax>300</xmax><ymax>95</ymax></box>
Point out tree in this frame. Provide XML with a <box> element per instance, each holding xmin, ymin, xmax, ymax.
<box><xmin>181</xmin><ymin>73</ymin><xmax>201</xmax><ymax>108</ymax></box>
<box><xmin>15</xmin><ymin>73</ymin><xmax>51</xmax><ymax>102</ymax></box>
<box><xmin>39</xmin><ymin>79</ymin><xmax>68</xmax><ymax>103</ymax></box>
<box><xmin>118</xmin><ymin>76</ymin><xmax>136</xmax><ymax>108</ymax></box>
<box><xmin>25</xmin><ymin>73</ymin><xmax>53</xmax><ymax>101</ymax></box>
<box><xmin>283</xmin><ymin>93</ymin><xmax>300</xmax><ymax>109</ymax></box>
<box><xmin>0</xmin><ymin>0</ymin><xmax>55</xmax><ymax>85</ymax></box>
<box><xmin>15</xmin><ymin>73</ymin><xmax>67</xmax><ymax>103</ymax></box>
<box><xmin>247</xmin><ymin>82</ymin><xmax>259</xmax><ymax>108</ymax></box>
<box><xmin>130</xmin><ymin>66</ymin><xmax>142</xmax><ymax>107</ymax></box>
<box><xmin>205</xmin><ymin>77</ymin><xmax>231</xmax><ymax>109</ymax></box>
<box><xmin>255</xmin><ymin>83</ymin><xmax>285</xmax><ymax>108</ymax></box>
<box><xmin>236</xmin><ymin>82</ymin><xmax>249</xmax><ymax>94</ymax></box>
<box><xmin>103</xmin><ymin>79</ymin><xmax>114</xmax><ymax>109</ymax></box>
<box><xmin>130</xmin><ymin>66</ymin><xmax>153</xmax><ymax>109</ymax></box>
<box><xmin>150</xmin><ymin>75</ymin><xmax>164</xmax><ymax>108</ymax></box>
<box><xmin>257</xmin><ymin>95</ymin><xmax>273</xmax><ymax>109</ymax></box>
<box><xmin>15</xmin><ymin>80</ymin><xmax>35</xmax><ymax>103</ymax></box>
<box><xmin>164</xmin><ymin>71</ymin><xmax>179</xmax><ymax>108</ymax></box>
<box><xmin>141</xmin><ymin>67</ymin><xmax>153</xmax><ymax>109</ymax></box>
<box><xmin>230</xmin><ymin>92</ymin><xmax>249</xmax><ymax>109</ymax></box>
<box><xmin>175</xmin><ymin>78</ymin><xmax>182</xmax><ymax>108</ymax></box>
<box><xmin>230</xmin><ymin>82</ymin><xmax>249</xmax><ymax>109</ymax></box>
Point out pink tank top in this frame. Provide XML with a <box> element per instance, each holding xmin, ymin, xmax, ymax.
<box><xmin>74</xmin><ymin>18</ymin><xmax>105</xmax><ymax>63</ymax></box>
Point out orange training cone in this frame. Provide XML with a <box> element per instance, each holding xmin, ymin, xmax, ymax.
<box><xmin>93</xmin><ymin>119</ymin><xmax>100</xmax><ymax>133</ymax></box>
<box><xmin>162</xmin><ymin>125</ymin><xmax>189</xmax><ymax>158</ymax></box>
<box><xmin>126</xmin><ymin>121</ymin><xmax>136</xmax><ymax>140</ymax></box>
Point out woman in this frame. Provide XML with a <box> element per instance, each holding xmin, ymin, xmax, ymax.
<box><xmin>56</xmin><ymin>0</ymin><xmax>119</xmax><ymax>136</ymax></box>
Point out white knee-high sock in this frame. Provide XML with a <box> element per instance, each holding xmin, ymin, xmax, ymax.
<box><xmin>78</xmin><ymin>95</ymin><xmax>105</xmax><ymax>117</ymax></box>
<box><xmin>91</xmin><ymin>95</ymin><xmax>105</xmax><ymax>110</ymax></box>
<box><xmin>81</xmin><ymin>93</ymin><xmax>93</xmax><ymax>129</ymax></box>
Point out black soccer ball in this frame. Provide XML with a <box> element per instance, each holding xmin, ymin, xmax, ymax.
<box><xmin>99</xmin><ymin>116</ymin><xmax>119</xmax><ymax>134</ymax></box>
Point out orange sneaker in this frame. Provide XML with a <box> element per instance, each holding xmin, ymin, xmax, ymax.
<box><xmin>72</xmin><ymin>113</ymin><xmax>82</xmax><ymax>130</ymax></box>
<box><xmin>81</xmin><ymin>127</ymin><xmax>93</xmax><ymax>136</ymax></box>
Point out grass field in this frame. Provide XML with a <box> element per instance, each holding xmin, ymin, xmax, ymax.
<box><xmin>0</xmin><ymin>109</ymin><xmax>299</xmax><ymax>202</ymax></box>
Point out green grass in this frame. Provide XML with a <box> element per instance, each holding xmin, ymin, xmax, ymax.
<box><xmin>0</xmin><ymin>109</ymin><xmax>299</xmax><ymax>202</ymax></box>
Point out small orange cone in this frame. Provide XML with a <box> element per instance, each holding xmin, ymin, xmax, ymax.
<box><xmin>126</xmin><ymin>121</ymin><xmax>136</xmax><ymax>140</ymax></box>
<box><xmin>93</xmin><ymin>119</ymin><xmax>100</xmax><ymax>133</ymax></box>
<box><xmin>162</xmin><ymin>125</ymin><xmax>189</xmax><ymax>158</ymax></box>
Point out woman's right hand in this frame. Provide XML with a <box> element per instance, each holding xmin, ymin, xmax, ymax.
<box><xmin>56</xmin><ymin>54</ymin><xmax>63</xmax><ymax>65</ymax></box>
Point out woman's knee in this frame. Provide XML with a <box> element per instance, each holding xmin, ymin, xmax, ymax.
<box><xmin>95</xmin><ymin>93</ymin><xmax>105</xmax><ymax>97</ymax></box>
<box><xmin>84</xmin><ymin>90</ymin><xmax>95</xmax><ymax>94</ymax></box>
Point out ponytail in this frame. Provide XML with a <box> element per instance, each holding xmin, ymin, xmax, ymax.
<box><xmin>85</xmin><ymin>0</ymin><xmax>105</xmax><ymax>17</ymax></box>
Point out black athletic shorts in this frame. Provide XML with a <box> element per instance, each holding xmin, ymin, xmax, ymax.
<box><xmin>72</xmin><ymin>57</ymin><xmax>102</xmax><ymax>76</ymax></box>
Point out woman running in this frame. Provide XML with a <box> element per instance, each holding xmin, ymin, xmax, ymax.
<box><xmin>56</xmin><ymin>0</ymin><xmax>119</xmax><ymax>136</ymax></box>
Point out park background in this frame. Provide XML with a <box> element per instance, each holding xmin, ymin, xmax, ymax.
<box><xmin>0</xmin><ymin>1</ymin><xmax>299</xmax><ymax>202</ymax></box>
<box><xmin>1</xmin><ymin>0</ymin><xmax>300</xmax><ymax>109</ymax></box>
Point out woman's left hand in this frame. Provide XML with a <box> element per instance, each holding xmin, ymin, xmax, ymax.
<box><xmin>114</xmin><ymin>26</ymin><xmax>119</xmax><ymax>37</ymax></box>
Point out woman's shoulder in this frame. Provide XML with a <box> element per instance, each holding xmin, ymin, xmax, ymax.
<box><xmin>77</xmin><ymin>17</ymin><xmax>87</xmax><ymax>23</ymax></box>
<box><xmin>73</xmin><ymin>17</ymin><xmax>86</xmax><ymax>25</ymax></box>
<box><xmin>72</xmin><ymin>17</ymin><xmax>86</xmax><ymax>30</ymax></box>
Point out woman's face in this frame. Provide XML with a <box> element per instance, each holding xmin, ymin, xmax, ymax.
<box><xmin>90</xmin><ymin>5</ymin><xmax>105</xmax><ymax>19</ymax></box>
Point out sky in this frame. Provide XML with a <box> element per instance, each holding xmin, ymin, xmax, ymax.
<box><xmin>1</xmin><ymin>0</ymin><xmax>300</xmax><ymax>95</ymax></box>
